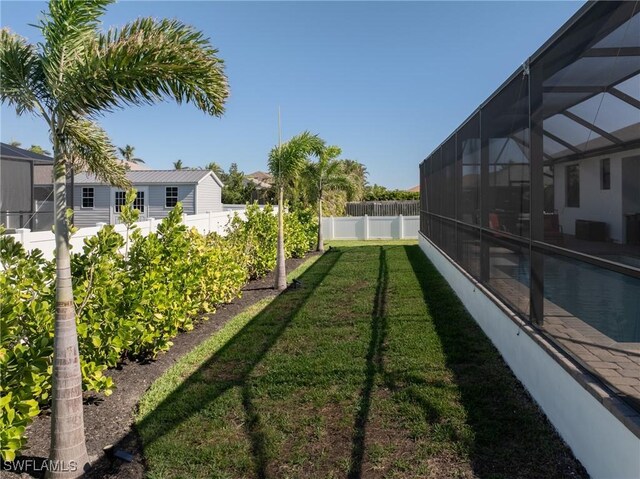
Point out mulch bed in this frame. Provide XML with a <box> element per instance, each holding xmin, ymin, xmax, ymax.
<box><xmin>6</xmin><ymin>254</ymin><xmax>317</xmax><ymax>479</ymax></box>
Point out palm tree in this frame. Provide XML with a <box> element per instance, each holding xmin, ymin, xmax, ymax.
<box><xmin>305</xmin><ymin>146</ymin><xmax>354</xmax><ymax>252</ymax></box>
<box><xmin>340</xmin><ymin>159</ymin><xmax>368</xmax><ymax>201</ymax></box>
<box><xmin>118</xmin><ymin>144</ymin><xmax>144</xmax><ymax>164</ymax></box>
<box><xmin>203</xmin><ymin>161</ymin><xmax>225</xmax><ymax>179</ymax></box>
<box><xmin>29</xmin><ymin>144</ymin><xmax>52</xmax><ymax>156</ymax></box>
<box><xmin>268</xmin><ymin>131</ymin><xmax>324</xmax><ymax>290</ymax></box>
<box><xmin>173</xmin><ymin>159</ymin><xmax>185</xmax><ymax>170</ymax></box>
<box><xmin>0</xmin><ymin>2</ymin><xmax>228</xmax><ymax>476</ymax></box>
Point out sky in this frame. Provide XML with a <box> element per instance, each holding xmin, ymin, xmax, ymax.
<box><xmin>0</xmin><ymin>0</ymin><xmax>585</xmax><ymax>189</ymax></box>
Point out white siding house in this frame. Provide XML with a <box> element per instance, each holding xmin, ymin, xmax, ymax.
<box><xmin>73</xmin><ymin>170</ymin><xmax>224</xmax><ymax>228</ymax></box>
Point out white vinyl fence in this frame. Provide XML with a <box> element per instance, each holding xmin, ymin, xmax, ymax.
<box><xmin>6</xmin><ymin>210</ymin><xmax>246</xmax><ymax>261</ymax></box>
<box><xmin>321</xmin><ymin>215</ymin><xmax>419</xmax><ymax>240</ymax></box>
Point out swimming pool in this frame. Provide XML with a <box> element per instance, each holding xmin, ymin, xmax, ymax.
<box><xmin>496</xmin><ymin>254</ymin><xmax>640</xmax><ymax>343</ymax></box>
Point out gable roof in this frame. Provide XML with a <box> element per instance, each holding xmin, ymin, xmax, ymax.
<box><xmin>0</xmin><ymin>142</ymin><xmax>53</xmax><ymax>164</ymax></box>
<box><xmin>75</xmin><ymin>169</ymin><xmax>224</xmax><ymax>187</ymax></box>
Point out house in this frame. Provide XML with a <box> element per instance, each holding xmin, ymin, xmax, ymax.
<box><xmin>0</xmin><ymin>142</ymin><xmax>55</xmax><ymax>231</ymax></box>
<box><xmin>419</xmin><ymin>2</ymin><xmax>639</xmax><ymax>478</ymax></box>
<box><xmin>245</xmin><ymin>170</ymin><xmax>274</xmax><ymax>203</ymax></box>
<box><xmin>72</xmin><ymin>169</ymin><xmax>224</xmax><ymax>228</ymax></box>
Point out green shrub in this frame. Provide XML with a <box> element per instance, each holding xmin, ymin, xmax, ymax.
<box><xmin>0</xmin><ymin>199</ymin><xmax>317</xmax><ymax>460</ymax></box>
<box><xmin>0</xmin><ymin>238</ymin><xmax>53</xmax><ymax>461</ymax></box>
<box><xmin>285</xmin><ymin>207</ymin><xmax>317</xmax><ymax>257</ymax></box>
<box><xmin>226</xmin><ymin>203</ymin><xmax>278</xmax><ymax>279</ymax></box>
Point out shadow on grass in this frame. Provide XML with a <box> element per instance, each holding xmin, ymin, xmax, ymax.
<box><xmin>348</xmin><ymin>246</ymin><xmax>388</xmax><ymax>479</ymax></box>
<box><xmin>348</xmin><ymin>245</ymin><xmax>460</xmax><ymax>479</ymax></box>
<box><xmin>403</xmin><ymin>244</ymin><xmax>588</xmax><ymax>478</ymax></box>
<box><xmin>88</xmin><ymin>250</ymin><xmax>343</xmax><ymax>479</ymax></box>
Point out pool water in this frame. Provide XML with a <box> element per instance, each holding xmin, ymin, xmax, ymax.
<box><xmin>501</xmin><ymin>255</ymin><xmax>640</xmax><ymax>343</ymax></box>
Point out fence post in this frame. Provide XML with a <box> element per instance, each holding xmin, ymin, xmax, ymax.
<box><xmin>399</xmin><ymin>214</ymin><xmax>404</xmax><ymax>239</ymax></box>
<box><xmin>148</xmin><ymin>217</ymin><xmax>155</xmax><ymax>235</ymax></box>
<box><xmin>364</xmin><ymin>215</ymin><xmax>369</xmax><ymax>240</ymax></box>
<box><xmin>208</xmin><ymin>211</ymin><xmax>213</xmax><ymax>234</ymax></box>
<box><xmin>331</xmin><ymin>216</ymin><xmax>335</xmax><ymax>240</ymax></box>
<box><xmin>15</xmin><ymin>228</ymin><xmax>30</xmax><ymax>250</ymax></box>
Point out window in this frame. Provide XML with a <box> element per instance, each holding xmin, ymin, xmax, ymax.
<box><xmin>133</xmin><ymin>191</ymin><xmax>145</xmax><ymax>212</ymax></box>
<box><xmin>165</xmin><ymin>187</ymin><xmax>178</xmax><ymax>208</ymax></box>
<box><xmin>115</xmin><ymin>190</ymin><xmax>145</xmax><ymax>213</ymax></box>
<box><xmin>601</xmin><ymin>158</ymin><xmax>610</xmax><ymax>190</ymax></box>
<box><xmin>82</xmin><ymin>187</ymin><xmax>94</xmax><ymax>208</ymax></box>
<box><xmin>114</xmin><ymin>191</ymin><xmax>126</xmax><ymax>213</ymax></box>
<box><xmin>566</xmin><ymin>165</ymin><xmax>580</xmax><ymax>207</ymax></box>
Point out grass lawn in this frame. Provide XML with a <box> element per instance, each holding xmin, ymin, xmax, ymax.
<box><xmin>136</xmin><ymin>242</ymin><xmax>586</xmax><ymax>479</ymax></box>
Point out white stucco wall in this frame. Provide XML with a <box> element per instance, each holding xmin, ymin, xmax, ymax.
<box><xmin>419</xmin><ymin>234</ymin><xmax>640</xmax><ymax>479</ymax></box>
<box><xmin>554</xmin><ymin>148</ymin><xmax>640</xmax><ymax>242</ymax></box>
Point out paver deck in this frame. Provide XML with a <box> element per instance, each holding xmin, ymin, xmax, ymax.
<box><xmin>489</xmin><ymin>274</ymin><xmax>640</xmax><ymax>407</ymax></box>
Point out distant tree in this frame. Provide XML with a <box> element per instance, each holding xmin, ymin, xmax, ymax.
<box><xmin>304</xmin><ymin>145</ymin><xmax>354</xmax><ymax>252</ymax></box>
<box><xmin>268</xmin><ymin>131</ymin><xmax>324</xmax><ymax>290</ymax></box>
<box><xmin>221</xmin><ymin>162</ymin><xmax>250</xmax><ymax>204</ymax></box>
<box><xmin>173</xmin><ymin>159</ymin><xmax>185</xmax><ymax>170</ymax></box>
<box><xmin>29</xmin><ymin>144</ymin><xmax>51</xmax><ymax>155</ymax></box>
<box><xmin>204</xmin><ymin>161</ymin><xmax>225</xmax><ymax>179</ymax></box>
<box><xmin>341</xmin><ymin>159</ymin><xmax>368</xmax><ymax>201</ymax></box>
<box><xmin>118</xmin><ymin>144</ymin><xmax>144</xmax><ymax>164</ymax></box>
<box><xmin>9</xmin><ymin>140</ymin><xmax>21</xmax><ymax>147</ymax></box>
<box><xmin>364</xmin><ymin>184</ymin><xmax>419</xmax><ymax>201</ymax></box>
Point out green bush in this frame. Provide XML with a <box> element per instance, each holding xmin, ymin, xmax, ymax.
<box><xmin>285</xmin><ymin>207</ymin><xmax>317</xmax><ymax>257</ymax></box>
<box><xmin>226</xmin><ymin>203</ymin><xmax>278</xmax><ymax>279</ymax></box>
<box><xmin>0</xmin><ymin>199</ymin><xmax>317</xmax><ymax>460</ymax></box>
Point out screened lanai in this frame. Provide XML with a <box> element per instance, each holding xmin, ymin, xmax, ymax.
<box><xmin>420</xmin><ymin>1</ymin><xmax>640</xmax><ymax>408</ymax></box>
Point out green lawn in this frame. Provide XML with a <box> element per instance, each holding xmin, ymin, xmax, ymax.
<box><xmin>136</xmin><ymin>242</ymin><xmax>586</xmax><ymax>479</ymax></box>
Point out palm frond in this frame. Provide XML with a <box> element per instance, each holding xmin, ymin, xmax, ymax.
<box><xmin>63</xmin><ymin>117</ymin><xmax>130</xmax><ymax>188</ymax></box>
<box><xmin>0</xmin><ymin>28</ymin><xmax>47</xmax><ymax>116</ymax></box>
<box><xmin>268</xmin><ymin>131</ymin><xmax>325</xmax><ymax>185</ymax></box>
<box><xmin>39</xmin><ymin>0</ymin><xmax>111</xmax><ymax>96</ymax></box>
<box><xmin>58</xmin><ymin>17</ymin><xmax>228</xmax><ymax>117</ymax></box>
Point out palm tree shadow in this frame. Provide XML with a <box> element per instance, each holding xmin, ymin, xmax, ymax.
<box><xmin>348</xmin><ymin>245</ymin><xmax>454</xmax><ymax>479</ymax></box>
<box><xmin>348</xmin><ymin>246</ymin><xmax>387</xmax><ymax>479</ymax></box>
<box><xmin>88</xmin><ymin>249</ymin><xmax>343</xmax><ymax>478</ymax></box>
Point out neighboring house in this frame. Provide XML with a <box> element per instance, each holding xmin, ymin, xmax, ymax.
<box><xmin>245</xmin><ymin>170</ymin><xmax>273</xmax><ymax>203</ymax></box>
<box><xmin>407</xmin><ymin>185</ymin><xmax>420</xmax><ymax>193</ymax></box>
<box><xmin>0</xmin><ymin>142</ymin><xmax>55</xmax><ymax>231</ymax></box>
<box><xmin>73</xmin><ymin>169</ymin><xmax>224</xmax><ymax>228</ymax></box>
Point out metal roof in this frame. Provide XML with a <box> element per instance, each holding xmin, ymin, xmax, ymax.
<box><xmin>0</xmin><ymin>142</ymin><xmax>53</xmax><ymax>164</ymax></box>
<box><xmin>75</xmin><ymin>169</ymin><xmax>223</xmax><ymax>186</ymax></box>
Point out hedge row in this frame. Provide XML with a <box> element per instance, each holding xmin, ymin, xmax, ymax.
<box><xmin>0</xmin><ymin>203</ymin><xmax>316</xmax><ymax>461</ymax></box>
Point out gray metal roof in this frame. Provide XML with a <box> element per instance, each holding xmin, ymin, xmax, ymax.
<box><xmin>75</xmin><ymin>169</ymin><xmax>223</xmax><ymax>186</ymax></box>
<box><xmin>0</xmin><ymin>142</ymin><xmax>53</xmax><ymax>164</ymax></box>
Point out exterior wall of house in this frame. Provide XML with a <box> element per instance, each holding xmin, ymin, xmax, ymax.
<box><xmin>195</xmin><ymin>174</ymin><xmax>222</xmax><ymax>213</ymax></box>
<box><xmin>148</xmin><ymin>184</ymin><xmax>196</xmax><ymax>219</ymax></box>
<box><xmin>73</xmin><ymin>185</ymin><xmax>111</xmax><ymax>228</ymax></box>
<box><xmin>554</xmin><ymin>151</ymin><xmax>627</xmax><ymax>242</ymax></box>
<box><xmin>622</xmin><ymin>156</ymin><xmax>640</xmax><ymax>233</ymax></box>
<box><xmin>1</xmin><ymin>159</ymin><xmax>32</xmax><ymax>228</ymax></box>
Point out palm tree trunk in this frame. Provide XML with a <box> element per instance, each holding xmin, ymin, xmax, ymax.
<box><xmin>317</xmin><ymin>192</ymin><xmax>324</xmax><ymax>253</ymax></box>
<box><xmin>275</xmin><ymin>186</ymin><xmax>287</xmax><ymax>291</ymax></box>
<box><xmin>47</xmin><ymin>152</ymin><xmax>90</xmax><ymax>479</ymax></box>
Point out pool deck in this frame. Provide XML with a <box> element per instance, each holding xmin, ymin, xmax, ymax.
<box><xmin>490</xmin><ymin>276</ymin><xmax>640</xmax><ymax>409</ymax></box>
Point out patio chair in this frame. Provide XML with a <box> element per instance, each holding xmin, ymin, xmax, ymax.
<box><xmin>544</xmin><ymin>212</ymin><xmax>564</xmax><ymax>245</ymax></box>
